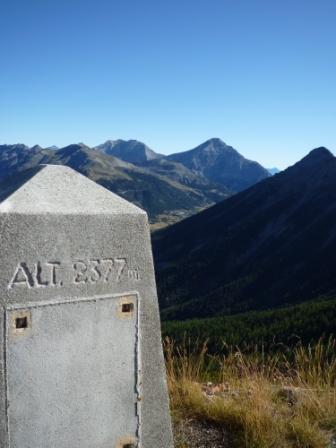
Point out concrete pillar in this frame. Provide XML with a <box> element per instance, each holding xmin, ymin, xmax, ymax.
<box><xmin>0</xmin><ymin>165</ymin><xmax>173</xmax><ymax>448</ymax></box>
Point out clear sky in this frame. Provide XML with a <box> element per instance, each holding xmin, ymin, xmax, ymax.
<box><xmin>1</xmin><ymin>0</ymin><xmax>335</xmax><ymax>168</ymax></box>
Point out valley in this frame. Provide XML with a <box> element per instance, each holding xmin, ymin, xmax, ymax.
<box><xmin>0</xmin><ymin>138</ymin><xmax>268</xmax><ymax>226</ymax></box>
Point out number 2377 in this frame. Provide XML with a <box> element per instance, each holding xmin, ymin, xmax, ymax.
<box><xmin>73</xmin><ymin>258</ymin><xmax>130</xmax><ymax>284</ymax></box>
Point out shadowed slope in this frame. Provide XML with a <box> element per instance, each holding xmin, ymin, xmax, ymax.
<box><xmin>153</xmin><ymin>147</ymin><xmax>336</xmax><ymax>320</ymax></box>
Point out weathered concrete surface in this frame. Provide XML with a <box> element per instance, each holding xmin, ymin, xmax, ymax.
<box><xmin>7</xmin><ymin>295</ymin><xmax>139</xmax><ymax>447</ymax></box>
<box><xmin>0</xmin><ymin>165</ymin><xmax>173</xmax><ymax>448</ymax></box>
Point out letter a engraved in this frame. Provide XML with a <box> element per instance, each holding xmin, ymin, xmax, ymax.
<box><xmin>8</xmin><ymin>263</ymin><xmax>35</xmax><ymax>289</ymax></box>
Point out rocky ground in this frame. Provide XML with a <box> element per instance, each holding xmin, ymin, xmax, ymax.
<box><xmin>173</xmin><ymin>418</ymin><xmax>229</xmax><ymax>448</ymax></box>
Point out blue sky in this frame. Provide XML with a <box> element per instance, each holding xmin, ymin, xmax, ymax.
<box><xmin>0</xmin><ymin>0</ymin><xmax>335</xmax><ymax>168</ymax></box>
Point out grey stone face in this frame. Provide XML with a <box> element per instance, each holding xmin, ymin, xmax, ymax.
<box><xmin>0</xmin><ymin>165</ymin><xmax>173</xmax><ymax>448</ymax></box>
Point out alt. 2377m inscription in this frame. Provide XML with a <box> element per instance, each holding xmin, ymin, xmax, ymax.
<box><xmin>8</xmin><ymin>258</ymin><xmax>140</xmax><ymax>289</ymax></box>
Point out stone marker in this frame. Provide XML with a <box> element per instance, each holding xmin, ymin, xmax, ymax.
<box><xmin>0</xmin><ymin>165</ymin><xmax>173</xmax><ymax>448</ymax></box>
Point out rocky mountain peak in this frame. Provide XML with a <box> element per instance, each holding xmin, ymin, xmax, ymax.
<box><xmin>95</xmin><ymin>139</ymin><xmax>162</xmax><ymax>163</ymax></box>
<box><xmin>168</xmin><ymin>139</ymin><xmax>269</xmax><ymax>191</ymax></box>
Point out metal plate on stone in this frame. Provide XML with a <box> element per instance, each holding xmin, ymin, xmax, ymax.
<box><xmin>5</xmin><ymin>293</ymin><xmax>140</xmax><ymax>448</ymax></box>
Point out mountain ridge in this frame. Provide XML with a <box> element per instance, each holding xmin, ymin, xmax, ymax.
<box><xmin>167</xmin><ymin>138</ymin><xmax>270</xmax><ymax>191</ymax></box>
<box><xmin>0</xmin><ymin>141</ymin><xmax>231</xmax><ymax>223</ymax></box>
<box><xmin>95</xmin><ymin>139</ymin><xmax>163</xmax><ymax>163</ymax></box>
<box><xmin>153</xmin><ymin>146</ymin><xmax>336</xmax><ymax>320</ymax></box>
<box><xmin>0</xmin><ymin>138</ymin><xmax>275</xmax><ymax>224</ymax></box>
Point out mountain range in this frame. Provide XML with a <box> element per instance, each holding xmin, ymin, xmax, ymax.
<box><xmin>2</xmin><ymin>139</ymin><xmax>334</xmax><ymax>326</ymax></box>
<box><xmin>0</xmin><ymin>138</ymin><xmax>269</xmax><ymax>225</ymax></box>
<box><xmin>153</xmin><ymin>147</ymin><xmax>336</xmax><ymax>320</ymax></box>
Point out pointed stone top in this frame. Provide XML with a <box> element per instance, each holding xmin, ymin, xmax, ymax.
<box><xmin>0</xmin><ymin>165</ymin><xmax>146</xmax><ymax>215</ymax></box>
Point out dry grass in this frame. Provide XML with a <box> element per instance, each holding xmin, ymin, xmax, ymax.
<box><xmin>164</xmin><ymin>337</ymin><xmax>336</xmax><ymax>448</ymax></box>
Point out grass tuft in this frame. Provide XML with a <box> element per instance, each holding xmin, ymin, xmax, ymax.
<box><xmin>165</xmin><ymin>337</ymin><xmax>336</xmax><ymax>448</ymax></box>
